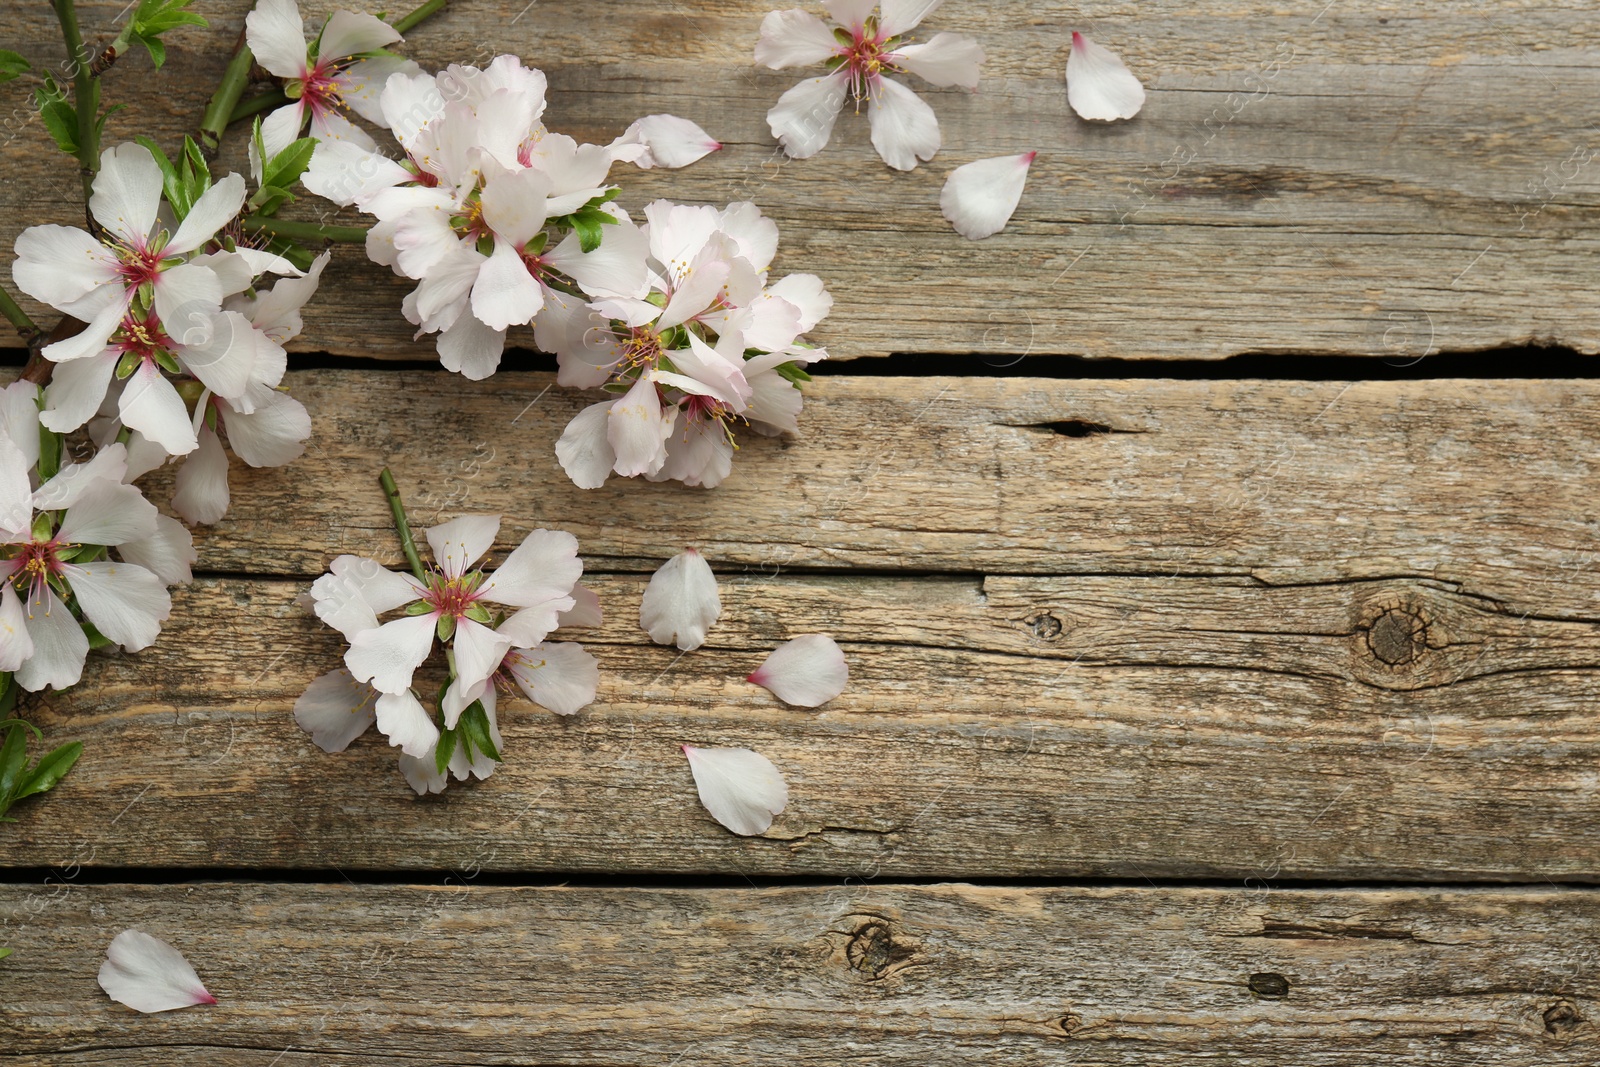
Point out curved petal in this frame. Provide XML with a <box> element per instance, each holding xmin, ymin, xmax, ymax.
<box><xmin>879</xmin><ymin>0</ymin><xmax>946</xmax><ymax>37</ymax></box>
<box><xmin>683</xmin><ymin>745</ymin><xmax>789</xmax><ymax>836</ymax></box>
<box><xmin>15</xmin><ymin>588</ymin><xmax>89</xmax><ymax>693</ymax></box>
<box><xmin>748</xmin><ymin>633</ymin><xmax>849</xmax><ymax>707</ymax></box>
<box><xmin>607</xmin><ymin>375</ymin><xmax>674</xmax><ymax>478</ymax></box>
<box><xmin>116</xmin><ymin>513</ymin><xmax>197</xmax><ymax>586</ymax></box>
<box><xmin>470</xmin><ymin>241</ymin><xmax>543</xmax><ymax>332</ymax></box>
<box><xmin>40</xmin><ymin>350</ymin><xmax>117</xmax><ymax>434</ymax></box>
<box><xmin>892</xmin><ymin>31</ymin><xmax>984</xmax><ymax>89</ymax></box>
<box><xmin>57</xmin><ymin>479</ymin><xmax>159</xmax><ymax>547</ymax></box>
<box><xmin>505</xmin><ymin>642</ymin><xmax>598</xmax><ymax>715</ymax></box>
<box><xmin>557</xmin><ymin>582</ymin><xmax>603</xmax><ymax>628</ymax></box>
<box><xmin>175</xmin><ymin>311</ymin><xmax>257</xmax><ymax>403</ymax></box>
<box><xmin>399</xmin><ymin>747</ymin><xmax>449</xmax><ymax>794</ymax></box>
<box><xmin>0</xmin><ymin>434</ymin><xmax>32</xmax><ymax>539</ymax></box>
<box><xmin>867</xmin><ymin>76</ymin><xmax>941</xmax><ymax>171</ymax></box>
<box><xmin>545</xmin><ymin>221</ymin><xmax>649</xmax><ymax>300</ymax></box>
<box><xmin>33</xmin><ymin>443</ymin><xmax>128</xmax><ymax>513</ymax></box>
<box><xmin>374</xmin><ymin>688</ymin><xmax>439</xmax><ymax>757</ymax></box>
<box><xmin>12</xmin><ymin>225</ymin><xmax>118</xmax><ymax>308</ymax></box>
<box><xmin>639</xmin><ymin>548</ymin><xmax>720</xmax><ymax>651</ymax></box>
<box><xmin>63</xmin><ymin>560</ymin><xmax>170</xmax><ymax>652</ymax></box>
<box><xmin>171</xmin><ymin>426</ymin><xmax>230</xmax><ymax>525</ymax></box>
<box><xmin>618</xmin><ymin>114</ymin><xmax>722</xmax><ymax>169</ymax></box>
<box><xmin>346</xmin><ymin>613</ymin><xmax>437</xmax><ymax>694</ymax></box>
<box><xmin>480</xmin><ymin>167</ymin><xmax>552</xmax><ymax>247</ymax></box>
<box><xmin>98</xmin><ymin>930</ymin><xmax>216</xmax><ymax>1014</ymax></box>
<box><xmin>451</xmin><ymin>616</ymin><xmax>510</xmax><ymax>694</ymax></box>
<box><xmin>0</xmin><ymin>582</ymin><xmax>35</xmax><ymax>672</ymax></box>
<box><xmin>89</xmin><ymin>143</ymin><xmax>163</xmax><ymax>247</ymax></box>
<box><xmin>335</xmin><ymin>55</ymin><xmax>422</xmax><ymax>125</ymax></box>
<box><xmin>483</xmin><ymin>528</ymin><xmax>582</xmax><ymax>610</ymax></box>
<box><xmin>656</xmin><ymin>407</ymin><xmax>736</xmax><ymax>488</ymax></box>
<box><xmin>755</xmin><ymin>9</ymin><xmax>841</xmax><ymax>69</ymax></box>
<box><xmin>244</xmin><ymin>0</ymin><xmax>308</xmax><ymax>79</ymax></box>
<box><xmin>424</xmin><ymin>514</ymin><xmax>500</xmax><ymax>579</ymax></box>
<box><xmin>767</xmin><ymin>272</ymin><xmax>833</xmax><ymax>332</ymax></box>
<box><xmin>42</xmin><ymin>298</ymin><xmax>124</xmax><ymax>364</ymax></box>
<box><xmin>434</xmin><ymin>306</ymin><xmax>506</xmax><ymax>381</ymax></box>
<box><xmin>221</xmin><ymin>390</ymin><xmax>311</xmax><ymax>468</ymax></box>
<box><xmin>316</xmin><ymin>9</ymin><xmax>402</xmax><ymax>63</ymax></box>
<box><xmin>1066</xmin><ymin>32</ymin><xmax>1145</xmax><ymax>122</ymax></box>
<box><xmin>940</xmin><ymin>151</ymin><xmax>1035</xmax><ymax>239</ymax></box>
<box><xmin>311</xmin><ymin>553</ymin><xmax>420</xmax><ymax>640</ymax></box>
<box><xmin>166</xmin><ymin>174</ymin><xmax>246</xmax><ymax>256</ymax></box>
<box><xmin>152</xmin><ymin>263</ymin><xmax>224</xmax><ymax>331</ymax></box>
<box><xmin>823</xmin><ymin>0</ymin><xmax>876</xmax><ymax>32</ymax></box>
<box><xmin>293</xmin><ymin>668</ymin><xmax>378</xmax><ymax>752</ymax></box>
<box><xmin>554</xmin><ymin>401</ymin><xmax>617</xmax><ymax>490</ymax></box>
<box><xmin>259</xmin><ymin>101</ymin><xmax>308</xmax><ymax>163</ymax></box>
<box><xmin>767</xmin><ymin>72</ymin><xmax>848</xmax><ymax>160</ymax></box>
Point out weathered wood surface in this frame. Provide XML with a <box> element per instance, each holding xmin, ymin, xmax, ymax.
<box><xmin>5</xmin><ymin>563</ymin><xmax>1599</xmax><ymax>880</ymax></box>
<box><xmin>8</xmin><ymin>1</ymin><xmax>1600</xmax><ymax>360</ymax></box>
<box><xmin>4</xmin><ymin>882</ymin><xmax>1600</xmax><ymax>1063</ymax></box>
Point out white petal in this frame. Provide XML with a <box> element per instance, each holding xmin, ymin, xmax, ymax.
<box><xmin>0</xmin><ymin>432</ymin><xmax>34</xmax><ymax>538</ymax></box>
<box><xmin>483</xmin><ymin>528</ymin><xmax>581</xmax><ymax>610</ymax></box>
<box><xmin>656</xmin><ymin>408</ymin><xmax>735</xmax><ymax>488</ymax></box>
<box><xmin>555</xmin><ymin>401</ymin><xmax>617</xmax><ymax>490</ymax></box>
<box><xmin>424</xmin><ymin>514</ymin><xmax>500</xmax><ymax>579</ymax></box>
<box><xmin>33</xmin><ymin>442</ymin><xmax>129</xmax><ymax>512</ymax></box>
<box><xmin>316</xmin><ymin>9</ymin><xmax>402</xmax><ymax>62</ymax></box>
<box><xmin>259</xmin><ymin>101</ymin><xmax>308</xmax><ymax>163</ymax></box>
<box><xmin>374</xmin><ymin>688</ymin><xmax>439</xmax><ymax>758</ymax></box>
<box><xmin>557</xmin><ymin>583</ymin><xmax>603</xmax><ymax>628</ymax></box>
<box><xmin>824</xmin><ymin>0</ymin><xmax>876</xmax><ymax>31</ymax></box>
<box><xmin>1066</xmin><ymin>32</ymin><xmax>1145</xmax><ymax>122</ymax></box>
<box><xmin>940</xmin><ymin>151</ymin><xmax>1035</xmax><ymax>240</ymax></box>
<box><xmin>346</xmin><ymin>613</ymin><xmax>437</xmax><ymax>694</ymax></box>
<box><xmin>221</xmin><ymin>390</ymin><xmax>311</xmax><ymax>468</ymax></box>
<box><xmin>310</xmin><ymin>554</ymin><xmax>419</xmax><ymax>640</ymax></box>
<box><xmin>868</xmin><ymin>76</ymin><xmax>941</xmax><ymax>171</ymax></box>
<box><xmin>480</xmin><ymin>167</ymin><xmax>552</xmax><ymax>247</ymax></box>
<box><xmin>767</xmin><ymin>272</ymin><xmax>833</xmax><ymax>331</ymax></box>
<box><xmin>166</xmin><ymin>174</ymin><xmax>246</xmax><ymax>256</ymax></box>
<box><xmin>302</xmin><ymin>140</ymin><xmax>410</xmax><ymax>206</ymax></box>
<box><xmin>15</xmin><ymin>588</ymin><xmax>88</xmax><ymax>692</ymax></box>
<box><xmin>174</xmin><ymin>311</ymin><xmax>258</xmax><ymax>403</ymax></box>
<box><xmin>448</xmin><ymin>688</ymin><xmax>501</xmax><ymax>781</ymax></box>
<box><xmin>244</xmin><ymin>0</ymin><xmax>308</xmax><ymax>79</ymax></box>
<box><xmin>399</xmin><ymin>748</ymin><xmax>449</xmax><ymax>794</ymax></box>
<box><xmin>452</xmin><ymin>616</ymin><xmax>511</xmax><ymax>695</ymax></box>
<box><xmin>64</xmin><ymin>560</ymin><xmax>170</xmax><ymax>652</ymax></box>
<box><xmin>57</xmin><ymin>479</ymin><xmax>158</xmax><ymax>547</ymax></box>
<box><xmin>544</xmin><ymin>221</ymin><xmax>649</xmax><ymax>300</ymax></box>
<box><xmin>435</xmin><ymin>310</ymin><xmax>506</xmax><ymax>381</ymax></box>
<box><xmin>42</xmin><ymin>298</ymin><xmax>124</xmax><ymax>364</ymax></box>
<box><xmin>152</xmin><ymin>262</ymin><xmax>224</xmax><ymax>330</ymax></box>
<box><xmin>639</xmin><ymin>549</ymin><xmax>720</xmax><ymax>651</ymax></box>
<box><xmin>879</xmin><ymin>0</ymin><xmax>946</xmax><ymax>36</ymax></box>
<box><xmin>505</xmin><ymin>642</ymin><xmax>598</xmax><ymax>715</ymax></box>
<box><xmin>12</xmin><ymin>225</ymin><xmax>118</xmax><ymax>308</ymax></box>
<box><xmin>683</xmin><ymin>746</ymin><xmax>789</xmax><ymax>836</ymax></box>
<box><xmin>89</xmin><ymin>143</ymin><xmax>163</xmax><ymax>246</ymax></box>
<box><xmin>0</xmin><ymin>382</ymin><xmax>38</xmax><ymax>472</ymax></box>
<box><xmin>749</xmin><ymin>633</ymin><xmax>849</xmax><ymax>707</ymax></box>
<box><xmin>439</xmin><ymin>674</ymin><xmax>487</xmax><ymax>730</ymax></box>
<box><xmin>754</xmin><ymin>9</ymin><xmax>840</xmax><ymax>69</ymax></box>
<box><xmin>0</xmin><ymin>583</ymin><xmax>35</xmax><ymax>672</ymax></box>
<box><xmin>621</xmin><ymin>114</ymin><xmax>722</xmax><ymax>169</ymax></box>
<box><xmin>335</xmin><ymin>55</ymin><xmax>420</xmax><ymax>125</ymax></box>
<box><xmin>656</xmin><ymin>252</ymin><xmax>729</xmax><ymax>331</ymax></box>
<box><xmin>171</xmin><ymin>426</ymin><xmax>230</xmax><ymax>525</ymax></box>
<box><xmin>118</xmin><ymin>362</ymin><xmax>198</xmax><ymax>457</ymax></box>
<box><xmin>116</xmin><ymin>513</ymin><xmax>197</xmax><ymax>586</ymax></box>
<box><xmin>98</xmin><ymin>930</ymin><xmax>216</xmax><ymax>1014</ymax></box>
<box><xmin>470</xmin><ymin>242</ymin><xmax>542</xmax><ymax>332</ymax></box>
<box><xmin>607</xmin><ymin>375</ymin><xmax>674</xmax><ymax>478</ymax></box>
<box><xmin>293</xmin><ymin>668</ymin><xmax>378</xmax><ymax>752</ymax></box>
<box><xmin>767</xmin><ymin>72</ymin><xmax>849</xmax><ymax>160</ymax></box>
<box><xmin>892</xmin><ymin>32</ymin><xmax>984</xmax><ymax>89</ymax></box>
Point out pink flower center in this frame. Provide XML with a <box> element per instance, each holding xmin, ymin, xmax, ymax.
<box><xmin>299</xmin><ymin>62</ymin><xmax>346</xmax><ymax>116</ymax></box>
<box><xmin>837</xmin><ymin>27</ymin><xmax>900</xmax><ymax>102</ymax></box>
<box><xmin>621</xmin><ymin>326</ymin><xmax>664</xmax><ymax>370</ymax></box>
<box><xmin>9</xmin><ymin>539</ymin><xmax>67</xmax><ymax>604</ymax></box>
<box><xmin>113</xmin><ymin>312</ymin><xmax>171</xmax><ymax>361</ymax></box>
<box><xmin>115</xmin><ymin>241</ymin><xmax>163</xmax><ymax>293</ymax></box>
<box><xmin>424</xmin><ymin>570</ymin><xmax>484</xmax><ymax>619</ymax></box>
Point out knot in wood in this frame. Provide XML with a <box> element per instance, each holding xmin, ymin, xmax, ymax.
<box><xmin>1056</xmin><ymin>1012</ymin><xmax>1083</xmax><ymax>1034</ymax></box>
<box><xmin>1367</xmin><ymin>607</ymin><xmax>1429</xmax><ymax>665</ymax></box>
<box><xmin>845</xmin><ymin>920</ymin><xmax>914</xmax><ymax>980</ymax></box>
<box><xmin>1248</xmin><ymin>972</ymin><xmax>1290</xmax><ymax>999</ymax></box>
<box><xmin>1544</xmin><ymin>999</ymin><xmax>1584</xmax><ymax>1035</ymax></box>
<box><xmin>1026</xmin><ymin>611</ymin><xmax>1064</xmax><ymax>640</ymax></box>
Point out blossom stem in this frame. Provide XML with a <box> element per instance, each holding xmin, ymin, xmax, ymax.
<box><xmin>0</xmin><ymin>284</ymin><xmax>41</xmax><ymax>346</ymax></box>
<box><xmin>199</xmin><ymin>28</ymin><xmax>256</xmax><ymax>154</ymax></box>
<box><xmin>393</xmin><ymin>0</ymin><xmax>450</xmax><ymax>35</ymax></box>
<box><xmin>51</xmin><ymin>0</ymin><xmax>101</xmax><ymax>206</ymax></box>
<box><xmin>241</xmin><ymin>215</ymin><xmax>370</xmax><ymax>243</ymax></box>
<box><xmin>229</xmin><ymin>89</ymin><xmax>288</xmax><ymax>125</ymax></box>
<box><xmin>379</xmin><ymin>468</ymin><xmax>428</xmax><ymax>583</ymax></box>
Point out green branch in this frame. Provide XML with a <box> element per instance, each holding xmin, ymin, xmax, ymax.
<box><xmin>229</xmin><ymin>89</ymin><xmax>287</xmax><ymax>124</ymax></box>
<box><xmin>379</xmin><ymin>468</ymin><xmax>429</xmax><ymax>583</ymax></box>
<box><xmin>0</xmin><ymin>285</ymin><xmax>40</xmax><ymax>345</ymax></box>
<box><xmin>241</xmin><ymin>215</ymin><xmax>370</xmax><ymax>244</ymax></box>
<box><xmin>199</xmin><ymin>27</ymin><xmax>256</xmax><ymax>153</ymax></box>
<box><xmin>52</xmin><ymin>0</ymin><xmax>101</xmax><ymax>205</ymax></box>
<box><xmin>393</xmin><ymin>0</ymin><xmax>450</xmax><ymax>35</ymax></box>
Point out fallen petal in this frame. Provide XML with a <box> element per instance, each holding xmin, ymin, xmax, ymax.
<box><xmin>940</xmin><ymin>152</ymin><xmax>1036</xmax><ymax>240</ymax></box>
<box><xmin>639</xmin><ymin>549</ymin><xmax>721</xmax><ymax>651</ymax></box>
<box><xmin>683</xmin><ymin>745</ymin><xmax>789</xmax><ymax>836</ymax></box>
<box><xmin>1066</xmin><ymin>32</ymin><xmax>1145</xmax><ymax>121</ymax></box>
<box><xmin>748</xmin><ymin>633</ymin><xmax>849</xmax><ymax>707</ymax></box>
<box><xmin>98</xmin><ymin>930</ymin><xmax>216</xmax><ymax>1013</ymax></box>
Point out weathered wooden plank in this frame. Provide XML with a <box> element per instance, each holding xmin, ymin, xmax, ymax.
<box><xmin>157</xmin><ymin>370</ymin><xmax>1600</xmax><ymax>622</ymax></box>
<box><xmin>4</xmin><ymin>881</ymin><xmax>1598</xmax><ymax>1063</ymax></box>
<box><xmin>5</xmin><ymin>572</ymin><xmax>1599</xmax><ymax>880</ymax></box>
<box><xmin>5</xmin><ymin>2</ymin><xmax>1600</xmax><ymax>359</ymax></box>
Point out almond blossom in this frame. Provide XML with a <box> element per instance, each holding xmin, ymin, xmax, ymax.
<box><xmin>245</xmin><ymin>0</ymin><xmax>422</xmax><ymax>160</ymax></box>
<box><xmin>756</xmin><ymin>0</ymin><xmax>984</xmax><ymax>170</ymax></box>
<box><xmin>1066</xmin><ymin>32</ymin><xmax>1145</xmax><ymax>122</ymax></box>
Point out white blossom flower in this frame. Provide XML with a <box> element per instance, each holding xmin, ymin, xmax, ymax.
<box><xmin>756</xmin><ymin>0</ymin><xmax>984</xmax><ymax>170</ymax></box>
<box><xmin>245</xmin><ymin>0</ymin><xmax>422</xmax><ymax>159</ymax></box>
<box><xmin>1066</xmin><ymin>32</ymin><xmax>1145</xmax><ymax>122</ymax></box>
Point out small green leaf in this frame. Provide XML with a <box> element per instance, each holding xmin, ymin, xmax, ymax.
<box><xmin>30</xmin><ymin>512</ymin><xmax>52</xmax><ymax>542</ymax></box>
<box><xmin>134</xmin><ymin>32</ymin><xmax>166</xmax><ymax>70</ymax></box>
<box><xmin>572</xmin><ymin>214</ymin><xmax>604</xmax><ymax>253</ymax></box>
<box><xmin>132</xmin><ymin>0</ymin><xmax>208</xmax><ymax>36</ymax></box>
<box><xmin>463</xmin><ymin>603</ymin><xmax>493</xmax><ymax>625</ymax></box>
<box><xmin>37</xmin><ymin>97</ymin><xmax>78</xmax><ymax>154</ymax></box>
<box><xmin>248</xmin><ymin>186</ymin><xmax>294</xmax><ymax>215</ymax></box>
<box><xmin>80</xmin><ymin>620</ymin><xmax>114</xmax><ymax>650</ymax></box>
<box><xmin>773</xmin><ymin>361</ymin><xmax>813</xmax><ymax>385</ymax></box>
<box><xmin>458</xmin><ymin>702</ymin><xmax>500</xmax><ymax>762</ymax></box>
<box><xmin>262</xmin><ymin>137</ymin><xmax>317</xmax><ymax>190</ymax></box>
<box><xmin>403</xmin><ymin>600</ymin><xmax>434</xmax><ymax>616</ymax></box>
<box><xmin>434</xmin><ymin>727</ymin><xmax>457</xmax><ymax>775</ymax></box>
<box><xmin>37</xmin><ymin>422</ymin><xmax>61</xmax><ymax>481</ymax></box>
<box><xmin>0</xmin><ymin>947</ymin><xmax>12</xmax><ymax>960</ymax></box>
<box><xmin>435</xmin><ymin>614</ymin><xmax>455</xmax><ymax>643</ymax></box>
<box><xmin>114</xmin><ymin>352</ymin><xmax>141</xmax><ymax>380</ymax></box>
<box><xmin>0</xmin><ymin>50</ymin><xmax>29</xmax><ymax>82</ymax></box>
<box><xmin>152</xmin><ymin>349</ymin><xmax>182</xmax><ymax>376</ymax></box>
<box><xmin>12</xmin><ymin>742</ymin><xmax>83</xmax><ymax>802</ymax></box>
<box><xmin>0</xmin><ymin>724</ymin><xmax>29</xmax><ymax>804</ymax></box>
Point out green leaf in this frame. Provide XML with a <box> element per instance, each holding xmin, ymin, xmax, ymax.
<box><xmin>262</xmin><ymin>137</ymin><xmax>317</xmax><ymax>191</ymax></box>
<box><xmin>0</xmin><ymin>50</ymin><xmax>29</xmax><ymax>82</ymax></box>
<box><xmin>435</xmin><ymin>614</ymin><xmax>455</xmax><ymax>643</ymax></box>
<box><xmin>96</xmin><ymin>103</ymin><xmax>129</xmax><ymax>142</ymax></box>
<box><xmin>152</xmin><ymin>349</ymin><xmax>182</xmax><ymax>376</ymax></box>
<box><xmin>132</xmin><ymin>0</ymin><xmax>207</xmax><ymax>35</ymax></box>
<box><xmin>81</xmin><ymin>620</ymin><xmax>114</xmax><ymax>651</ymax></box>
<box><xmin>773</xmin><ymin>361</ymin><xmax>813</xmax><ymax>386</ymax></box>
<box><xmin>248</xmin><ymin>186</ymin><xmax>294</xmax><ymax>215</ymax></box>
<box><xmin>463</xmin><ymin>603</ymin><xmax>492</xmax><ymax>625</ymax></box>
<box><xmin>0</xmin><ymin>947</ymin><xmax>11</xmax><ymax>960</ymax></box>
<box><xmin>458</xmin><ymin>702</ymin><xmax>500</xmax><ymax>762</ymax></box>
<box><xmin>571</xmin><ymin>213</ymin><xmax>605</xmax><ymax>254</ymax></box>
<box><xmin>403</xmin><ymin>600</ymin><xmax>433</xmax><ymax>616</ymax></box>
<box><xmin>134</xmin><ymin>32</ymin><xmax>166</xmax><ymax>71</ymax></box>
<box><xmin>37</xmin><ymin>421</ymin><xmax>61</xmax><ymax>482</ymax></box>
<box><xmin>0</xmin><ymin>724</ymin><xmax>29</xmax><ymax>805</ymax></box>
<box><xmin>136</xmin><ymin>135</ymin><xmax>186</xmax><ymax>211</ymax></box>
<box><xmin>12</xmin><ymin>742</ymin><xmax>82</xmax><ymax>802</ymax></box>
<box><xmin>37</xmin><ymin>96</ymin><xmax>78</xmax><ymax>154</ymax></box>
<box><xmin>114</xmin><ymin>352</ymin><xmax>141</xmax><ymax>380</ymax></box>
<box><xmin>434</xmin><ymin>727</ymin><xmax>457</xmax><ymax>776</ymax></box>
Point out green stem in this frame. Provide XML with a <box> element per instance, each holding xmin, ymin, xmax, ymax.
<box><xmin>52</xmin><ymin>0</ymin><xmax>100</xmax><ymax>205</ymax></box>
<box><xmin>0</xmin><ymin>285</ymin><xmax>40</xmax><ymax>345</ymax></box>
<box><xmin>379</xmin><ymin>469</ymin><xmax>428</xmax><ymax>583</ymax></box>
<box><xmin>229</xmin><ymin>89</ymin><xmax>288</xmax><ymax>125</ymax></box>
<box><xmin>393</xmin><ymin>0</ymin><xmax>450</xmax><ymax>35</ymax></box>
<box><xmin>199</xmin><ymin>27</ymin><xmax>256</xmax><ymax>154</ymax></box>
<box><xmin>241</xmin><ymin>215</ymin><xmax>370</xmax><ymax>243</ymax></box>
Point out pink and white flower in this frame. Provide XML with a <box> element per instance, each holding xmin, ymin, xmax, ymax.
<box><xmin>756</xmin><ymin>0</ymin><xmax>985</xmax><ymax>170</ymax></box>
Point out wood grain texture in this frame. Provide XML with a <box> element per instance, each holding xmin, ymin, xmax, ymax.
<box><xmin>4</xmin><ymin>568</ymin><xmax>1599</xmax><ymax>880</ymax></box>
<box><xmin>6</xmin><ymin>2</ymin><xmax>1600</xmax><ymax>360</ymax></box>
<box><xmin>4</xmin><ymin>881</ymin><xmax>1600</xmax><ymax>1063</ymax></box>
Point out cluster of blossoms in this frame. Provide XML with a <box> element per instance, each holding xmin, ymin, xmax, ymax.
<box><xmin>296</xmin><ymin>513</ymin><xmax>599</xmax><ymax>794</ymax></box>
<box><xmin>12</xmin><ymin>141</ymin><xmax>322</xmax><ymax>525</ymax></box>
<box><xmin>0</xmin><ymin>381</ymin><xmax>193</xmax><ymax>693</ymax></box>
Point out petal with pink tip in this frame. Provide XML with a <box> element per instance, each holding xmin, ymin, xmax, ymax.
<box><xmin>1066</xmin><ymin>32</ymin><xmax>1145</xmax><ymax>121</ymax></box>
<box><xmin>98</xmin><ymin>930</ymin><xmax>216</xmax><ymax>1013</ymax></box>
<box><xmin>683</xmin><ymin>745</ymin><xmax>789</xmax><ymax>836</ymax></box>
<box><xmin>941</xmin><ymin>152</ymin><xmax>1036</xmax><ymax>240</ymax></box>
<box><xmin>748</xmin><ymin>633</ymin><xmax>849</xmax><ymax>707</ymax></box>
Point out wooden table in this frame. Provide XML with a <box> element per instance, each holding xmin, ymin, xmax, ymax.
<box><xmin>4</xmin><ymin>2</ymin><xmax>1599</xmax><ymax>1062</ymax></box>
